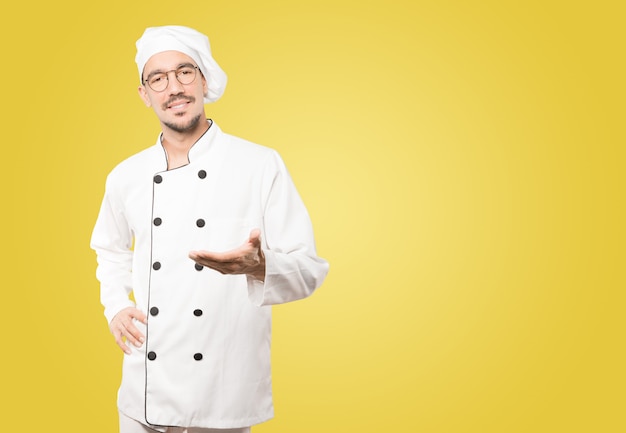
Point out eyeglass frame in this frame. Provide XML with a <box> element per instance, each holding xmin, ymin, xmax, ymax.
<box><xmin>142</xmin><ymin>64</ymin><xmax>201</xmax><ymax>92</ymax></box>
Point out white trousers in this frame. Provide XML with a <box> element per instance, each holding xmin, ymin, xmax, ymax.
<box><xmin>119</xmin><ymin>411</ymin><xmax>251</xmax><ymax>433</ymax></box>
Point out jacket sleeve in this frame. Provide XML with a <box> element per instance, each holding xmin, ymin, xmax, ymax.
<box><xmin>247</xmin><ymin>150</ymin><xmax>329</xmax><ymax>306</ymax></box>
<box><xmin>90</xmin><ymin>175</ymin><xmax>136</xmax><ymax>324</ymax></box>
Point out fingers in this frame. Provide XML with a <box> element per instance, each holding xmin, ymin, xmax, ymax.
<box><xmin>190</xmin><ymin>249</ymin><xmax>240</xmax><ymax>263</ymax></box>
<box><xmin>110</xmin><ymin>326</ymin><xmax>130</xmax><ymax>354</ymax></box>
<box><xmin>110</xmin><ymin>307</ymin><xmax>147</xmax><ymax>355</ymax></box>
<box><xmin>189</xmin><ymin>228</ymin><xmax>262</xmax><ymax>261</ymax></box>
<box><xmin>188</xmin><ymin>228</ymin><xmax>264</xmax><ymax>278</ymax></box>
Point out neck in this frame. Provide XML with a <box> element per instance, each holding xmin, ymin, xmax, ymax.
<box><xmin>161</xmin><ymin>118</ymin><xmax>211</xmax><ymax>169</ymax></box>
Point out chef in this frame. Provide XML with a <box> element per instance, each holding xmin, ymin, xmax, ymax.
<box><xmin>90</xmin><ymin>25</ymin><xmax>329</xmax><ymax>433</ymax></box>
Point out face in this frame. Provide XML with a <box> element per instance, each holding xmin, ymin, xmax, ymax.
<box><xmin>138</xmin><ymin>51</ymin><xmax>209</xmax><ymax>134</ymax></box>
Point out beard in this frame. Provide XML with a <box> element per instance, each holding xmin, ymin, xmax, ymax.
<box><xmin>163</xmin><ymin>113</ymin><xmax>204</xmax><ymax>133</ymax></box>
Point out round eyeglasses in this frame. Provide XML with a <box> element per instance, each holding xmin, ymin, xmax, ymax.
<box><xmin>143</xmin><ymin>65</ymin><xmax>199</xmax><ymax>92</ymax></box>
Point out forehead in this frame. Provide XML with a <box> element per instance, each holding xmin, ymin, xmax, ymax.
<box><xmin>143</xmin><ymin>50</ymin><xmax>196</xmax><ymax>74</ymax></box>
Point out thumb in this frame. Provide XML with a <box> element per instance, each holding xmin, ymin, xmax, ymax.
<box><xmin>249</xmin><ymin>228</ymin><xmax>262</xmax><ymax>245</ymax></box>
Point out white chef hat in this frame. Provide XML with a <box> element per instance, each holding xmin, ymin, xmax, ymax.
<box><xmin>135</xmin><ymin>25</ymin><xmax>227</xmax><ymax>103</ymax></box>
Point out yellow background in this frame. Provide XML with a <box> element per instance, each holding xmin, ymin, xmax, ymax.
<box><xmin>1</xmin><ymin>1</ymin><xmax>624</xmax><ymax>432</ymax></box>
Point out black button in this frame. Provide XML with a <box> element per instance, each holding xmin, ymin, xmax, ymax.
<box><xmin>198</xmin><ymin>170</ymin><xmax>207</xmax><ymax>179</ymax></box>
<box><xmin>195</xmin><ymin>263</ymin><xmax>203</xmax><ymax>271</ymax></box>
<box><xmin>153</xmin><ymin>217</ymin><xmax>162</xmax><ymax>226</ymax></box>
<box><xmin>148</xmin><ymin>352</ymin><xmax>157</xmax><ymax>360</ymax></box>
<box><xmin>193</xmin><ymin>309</ymin><xmax>203</xmax><ymax>316</ymax></box>
<box><xmin>150</xmin><ymin>307</ymin><xmax>159</xmax><ymax>316</ymax></box>
<box><xmin>153</xmin><ymin>262</ymin><xmax>161</xmax><ymax>270</ymax></box>
<box><xmin>193</xmin><ymin>353</ymin><xmax>203</xmax><ymax>361</ymax></box>
<box><xmin>196</xmin><ymin>219</ymin><xmax>205</xmax><ymax>228</ymax></box>
<box><xmin>154</xmin><ymin>175</ymin><xmax>163</xmax><ymax>184</ymax></box>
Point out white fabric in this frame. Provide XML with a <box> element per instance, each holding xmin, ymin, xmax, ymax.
<box><xmin>91</xmin><ymin>121</ymin><xmax>328</xmax><ymax>430</ymax></box>
<box><xmin>120</xmin><ymin>410</ymin><xmax>251</xmax><ymax>433</ymax></box>
<box><xmin>135</xmin><ymin>26</ymin><xmax>227</xmax><ymax>103</ymax></box>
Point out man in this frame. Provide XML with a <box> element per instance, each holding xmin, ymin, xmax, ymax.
<box><xmin>91</xmin><ymin>25</ymin><xmax>329</xmax><ymax>433</ymax></box>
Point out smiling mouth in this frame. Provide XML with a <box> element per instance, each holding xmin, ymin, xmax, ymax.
<box><xmin>163</xmin><ymin>97</ymin><xmax>195</xmax><ymax>111</ymax></box>
<box><xmin>169</xmin><ymin>100</ymin><xmax>189</xmax><ymax>109</ymax></box>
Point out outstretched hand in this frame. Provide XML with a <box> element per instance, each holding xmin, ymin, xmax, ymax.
<box><xmin>189</xmin><ymin>229</ymin><xmax>266</xmax><ymax>281</ymax></box>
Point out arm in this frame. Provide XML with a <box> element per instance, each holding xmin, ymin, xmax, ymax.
<box><xmin>90</xmin><ymin>179</ymin><xmax>146</xmax><ymax>352</ymax></box>
<box><xmin>189</xmin><ymin>150</ymin><xmax>329</xmax><ymax>306</ymax></box>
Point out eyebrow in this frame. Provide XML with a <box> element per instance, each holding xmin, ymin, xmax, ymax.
<box><xmin>144</xmin><ymin>62</ymin><xmax>197</xmax><ymax>81</ymax></box>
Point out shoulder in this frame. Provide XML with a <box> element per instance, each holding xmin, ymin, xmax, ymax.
<box><xmin>215</xmin><ymin>130</ymin><xmax>289</xmax><ymax>175</ymax></box>
<box><xmin>105</xmin><ymin>144</ymin><xmax>164</xmax><ymax>189</ymax></box>
<box><xmin>220</xmin><ymin>131</ymin><xmax>277</xmax><ymax>159</ymax></box>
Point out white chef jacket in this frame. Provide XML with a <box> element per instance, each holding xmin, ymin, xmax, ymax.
<box><xmin>90</xmin><ymin>121</ymin><xmax>329</xmax><ymax>430</ymax></box>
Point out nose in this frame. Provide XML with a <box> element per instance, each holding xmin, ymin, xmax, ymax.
<box><xmin>166</xmin><ymin>71</ymin><xmax>185</xmax><ymax>94</ymax></box>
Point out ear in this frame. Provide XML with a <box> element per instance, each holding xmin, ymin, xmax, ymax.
<box><xmin>138</xmin><ymin>85</ymin><xmax>152</xmax><ymax>107</ymax></box>
<box><xmin>202</xmin><ymin>75</ymin><xmax>209</xmax><ymax>98</ymax></box>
